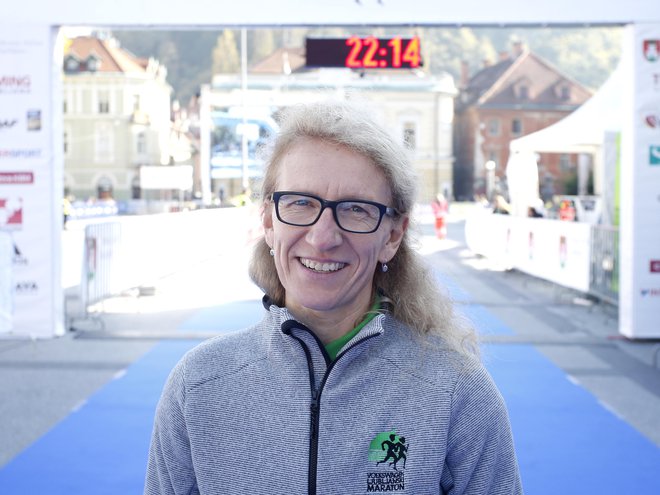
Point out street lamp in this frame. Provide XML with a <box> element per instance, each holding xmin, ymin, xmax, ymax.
<box><xmin>485</xmin><ymin>160</ymin><xmax>496</xmax><ymax>201</ymax></box>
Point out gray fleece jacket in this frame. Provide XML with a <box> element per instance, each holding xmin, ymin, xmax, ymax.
<box><xmin>144</xmin><ymin>300</ymin><xmax>523</xmax><ymax>495</ymax></box>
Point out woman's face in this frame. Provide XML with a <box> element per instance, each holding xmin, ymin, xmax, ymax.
<box><xmin>264</xmin><ymin>137</ymin><xmax>407</xmax><ymax>325</ymax></box>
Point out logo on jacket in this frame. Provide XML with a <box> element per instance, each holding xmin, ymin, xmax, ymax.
<box><xmin>366</xmin><ymin>430</ymin><xmax>408</xmax><ymax>492</ymax></box>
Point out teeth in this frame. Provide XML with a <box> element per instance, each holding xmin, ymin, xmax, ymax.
<box><xmin>300</xmin><ymin>258</ymin><xmax>346</xmax><ymax>272</ymax></box>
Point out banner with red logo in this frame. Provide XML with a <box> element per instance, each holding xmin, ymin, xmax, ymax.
<box><xmin>619</xmin><ymin>24</ymin><xmax>660</xmax><ymax>338</ymax></box>
<box><xmin>0</xmin><ymin>25</ymin><xmax>63</xmax><ymax>338</ymax></box>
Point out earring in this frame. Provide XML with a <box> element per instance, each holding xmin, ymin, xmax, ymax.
<box><xmin>269</xmin><ymin>248</ymin><xmax>275</xmax><ymax>257</ymax></box>
<box><xmin>381</xmin><ymin>262</ymin><xmax>388</xmax><ymax>273</ymax></box>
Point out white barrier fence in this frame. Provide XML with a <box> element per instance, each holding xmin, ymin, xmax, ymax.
<box><xmin>465</xmin><ymin>210</ymin><xmax>592</xmax><ymax>293</ymax></box>
<box><xmin>67</xmin><ymin>207</ymin><xmax>261</xmax><ymax>322</ymax></box>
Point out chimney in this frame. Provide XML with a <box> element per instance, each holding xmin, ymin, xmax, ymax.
<box><xmin>499</xmin><ymin>51</ymin><xmax>510</xmax><ymax>62</ymax></box>
<box><xmin>512</xmin><ymin>40</ymin><xmax>524</xmax><ymax>58</ymax></box>
<box><xmin>460</xmin><ymin>60</ymin><xmax>470</xmax><ymax>88</ymax></box>
<box><xmin>482</xmin><ymin>58</ymin><xmax>492</xmax><ymax>68</ymax></box>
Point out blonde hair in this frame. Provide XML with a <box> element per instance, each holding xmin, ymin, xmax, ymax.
<box><xmin>249</xmin><ymin>99</ymin><xmax>478</xmax><ymax>357</ymax></box>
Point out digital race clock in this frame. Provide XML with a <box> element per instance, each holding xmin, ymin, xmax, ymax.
<box><xmin>305</xmin><ymin>36</ymin><xmax>422</xmax><ymax>69</ymax></box>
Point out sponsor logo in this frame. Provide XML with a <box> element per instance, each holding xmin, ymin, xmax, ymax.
<box><xmin>645</xmin><ymin>113</ymin><xmax>660</xmax><ymax>129</ymax></box>
<box><xmin>640</xmin><ymin>288</ymin><xmax>660</xmax><ymax>297</ymax></box>
<box><xmin>0</xmin><ymin>172</ymin><xmax>34</xmax><ymax>185</ymax></box>
<box><xmin>0</xmin><ymin>75</ymin><xmax>31</xmax><ymax>94</ymax></box>
<box><xmin>12</xmin><ymin>242</ymin><xmax>28</xmax><ymax>266</ymax></box>
<box><xmin>27</xmin><ymin>109</ymin><xmax>41</xmax><ymax>131</ymax></box>
<box><xmin>651</xmin><ymin>146</ymin><xmax>660</xmax><ymax>166</ymax></box>
<box><xmin>651</xmin><ymin>260</ymin><xmax>660</xmax><ymax>273</ymax></box>
<box><xmin>0</xmin><ymin>197</ymin><xmax>23</xmax><ymax>231</ymax></box>
<box><xmin>367</xmin><ymin>431</ymin><xmax>408</xmax><ymax>492</ymax></box>
<box><xmin>15</xmin><ymin>280</ymin><xmax>38</xmax><ymax>293</ymax></box>
<box><xmin>0</xmin><ymin>148</ymin><xmax>42</xmax><ymax>159</ymax></box>
<box><xmin>643</xmin><ymin>39</ymin><xmax>660</xmax><ymax>62</ymax></box>
<box><xmin>0</xmin><ymin>119</ymin><xmax>18</xmax><ymax>130</ymax></box>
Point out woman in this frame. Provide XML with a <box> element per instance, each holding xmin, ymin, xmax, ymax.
<box><xmin>145</xmin><ymin>100</ymin><xmax>523</xmax><ymax>494</ymax></box>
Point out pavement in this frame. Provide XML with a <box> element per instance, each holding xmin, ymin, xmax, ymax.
<box><xmin>1</xmin><ymin>207</ymin><xmax>660</xmax><ymax>489</ymax></box>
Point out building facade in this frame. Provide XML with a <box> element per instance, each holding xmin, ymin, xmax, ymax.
<box><xmin>62</xmin><ymin>35</ymin><xmax>183</xmax><ymax>202</ymax></box>
<box><xmin>203</xmin><ymin>47</ymin><xmax>457</xmax><ymax>204</ymax></box>
<box><xmin>454</xmin><ymin>43</ymin><xmax>592</xmax><ymax>201</ymax></box>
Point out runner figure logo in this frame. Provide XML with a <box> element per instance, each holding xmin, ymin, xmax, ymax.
<box><xmin>376</xmin><ymin>434</ymin><xmax>408</xmax><ymax>471</ymax></box>
<box><xmin>366</xmin><ymin>431</ymin><xmax>409</xmax><ymax>492</ymax></box>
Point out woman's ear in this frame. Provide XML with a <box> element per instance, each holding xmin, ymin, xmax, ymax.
<box><xmin>380</xmin><ymin>215</ymin><xmax>409</xmax><ymax>262</ymax></box>
<box><xmin>263</xmin><ymin>201</ymin><xmax>274</xmax><ymax>247</ymax></box>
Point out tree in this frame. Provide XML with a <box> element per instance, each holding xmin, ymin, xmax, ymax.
<box><xmin>420</xmin><ymin>28</ymin><xmax>497</xmax><ymax>79</ymax></box>
<box><xmin>249</xmin><ymin>29</ymin><xmax>275</xmax><ymax>65</ymax></box>
<box><xmin>212</xmin><ymin>30</ymin><xmax>240</xmax><ymax>74</ymax></box>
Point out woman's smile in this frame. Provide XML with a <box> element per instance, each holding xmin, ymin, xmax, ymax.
<box><xmin>298</xmin><ymin>257</ymin><xmax>347</xmax><ymax>273</ymax></box>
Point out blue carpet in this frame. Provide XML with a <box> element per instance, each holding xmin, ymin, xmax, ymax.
<box><xmin>2</xmin><ymin>276</ymin><xmax>660</xmax><ymax>494</ymax></box>
<box><xmin>435</xmin><ymin>268</ymin><xmax>514</xmax><ymax>336</ymax></box>
<box><xmin>0</xmin><ymin>340</ymin><xmax>199</xmax><ymax>495</ymax></box>
<box><xmin>485</xmin><ymin>344</ymin><xmax>660</xmax><ymax>494</ymax></box>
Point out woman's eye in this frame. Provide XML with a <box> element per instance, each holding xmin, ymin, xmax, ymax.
<box><xmin>350</xmin><ymin>205</ymin><xmax>367</xmax><ymax>214</ymax></box>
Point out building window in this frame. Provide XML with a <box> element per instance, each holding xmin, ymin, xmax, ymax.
<box><xmin>403</xmin><ymin>122</ymin><xmax>416</xmax><ymax>150</ymax></box>
<box><xmin>87</xmin><ymin>55</ymin><xmax>100</xmax><ymax>72</ymax></box>
<box><xmin>64</xmin><ymin>56</ymin><xmax>79</xmax><ymax>73</ymax></box>
<box><xmin>518</xmin><ymin>86</ymin><xmax>529</xmax><ymax>99</ymax></box>
<box><xmin>560</xmin><ymin>153</ymin><xmax>572</xmax><ymax>171</ymax></box>
<box><xmin>560</xmin><ymin>86</ymin><xmax>570</xmax><ymax>100</ymax></box>
<box><xmin>63</xmin><ymin>98</ymin><xmax>68</xmax><ymax>114</ymax></box>
<box><xmin>63</xmin><ymin>131</ymin><xmax>69</xmax><ymax>155</ymax></box>
<box><xmin>133</xmin><ymin>94</ymin><xmax>140</xmax><ymax>113</ymax></box>
<box><xmin>487</xmin><ymin>119</ymin><xmax>500</xmax><ymax>136</ymax></box>
<box><xmin>136</xmin><ymin>132</ymin><xmax>147</xmax><ymax>154</ymax></box>
<box><xmin>97</xmin><ymin>176</ymin><xmax>113</xmax><ymax>200</ymax></box>
<box><xmin>131</xmin><ymin>176</ymin><xmax>141</xmax><ymax>200</ymax></box>
<box><xmin>98</xmin><ymin>90</ymin><xmax>110</xmax><ymax>114</ymax></box>
<box><xmin>511</xmin><ymin>118</ymin><xmax>523</xmax><ymax>136</ymax></box>
<box><xmin>94</xmin><ymin>124</ymin><xmax>114</xmax><ymax>162</ymax></box>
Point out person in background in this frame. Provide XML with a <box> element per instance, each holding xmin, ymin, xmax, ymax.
<box><xmin>527</xmin><ymin>206</ymin><xmax>543</xmax><ymax>218</ymax></box>
<box><xmin>62</xmin><ymin>196</ymin><xmax>72</xmax><ymax>228</ymax></box>
<box><xmin>431</xmin><ymin>192</ymin><xmax>449</xmax><ymax>239</ymax></box>
<box><xmin>559</xmin><ymin>198</ymin><xmax>577</xmax><ymax>221</ymax></box>
<box><xmin>493</xmin><ymin>194</ymin><xmax>512</xmax><ymax>215</ymax></box>
<box><xmin>145</xmin><ymin>100</ymin><xmax>523</xmax><ymax>495</ymax></box>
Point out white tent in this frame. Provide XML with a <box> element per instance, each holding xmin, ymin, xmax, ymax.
<box><xmin>506</xmin><ymin>65</ymin><xmax>623</xmax><ymax>218</ymax></box>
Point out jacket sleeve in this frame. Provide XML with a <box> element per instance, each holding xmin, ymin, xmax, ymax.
<box><xmin>144</xmin><ymin>359</ymin><xmax>199</xmax><ymax>495</ymax></box>
<box><xmin>440</xmin><ymin>362</ymin><xmax>523</xmax><ymax>495</ymax></box>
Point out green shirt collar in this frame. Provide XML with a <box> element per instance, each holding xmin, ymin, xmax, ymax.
<box><xmin>324</xmin><ymin>295</ymin><xmax>381</xmax><ymax>361</ymax></box>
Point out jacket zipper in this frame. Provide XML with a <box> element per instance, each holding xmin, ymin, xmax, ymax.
<box><xmin>308</xmin><ymin>388</ymin><xmax>320</xmax><ymax>494</ymax></box>
<box><xmin>302</xmin><ymin>333</ymin><xmax>380</xmax><ymax>495</ymax></box>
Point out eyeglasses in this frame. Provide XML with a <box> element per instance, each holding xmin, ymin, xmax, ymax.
<box><xmin>272</xmin><ymin>191</ymin><xmax>398</xmax><ymax>234</ymax></box>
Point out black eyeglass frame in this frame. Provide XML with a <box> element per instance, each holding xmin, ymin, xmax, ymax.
<box><xmin>271</xmin><ymin>190</ymin><xmax>399</xmax><ymax>234</ymax></box>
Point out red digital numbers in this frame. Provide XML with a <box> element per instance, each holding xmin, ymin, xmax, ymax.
<box><xmin>344</xmin><ymin>36</ymin><xmax>421</xmax><ymax>69</ymax></box>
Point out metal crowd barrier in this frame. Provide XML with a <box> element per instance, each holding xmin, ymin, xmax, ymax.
<box><xmin>81</xmin><ymin>221</ymin><xmax>122</xmax><ymax>312</ymax></box>
<box><xmin>589</xmin><ymin>225</ymin><xmax>619</xmax><ymax>305</ymax></box>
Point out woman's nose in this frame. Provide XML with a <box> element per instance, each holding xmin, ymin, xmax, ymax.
<box><xmin>305</xmin><ymin>207</ymin><xmax>342</xmax><ymax>249</ymax></box>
